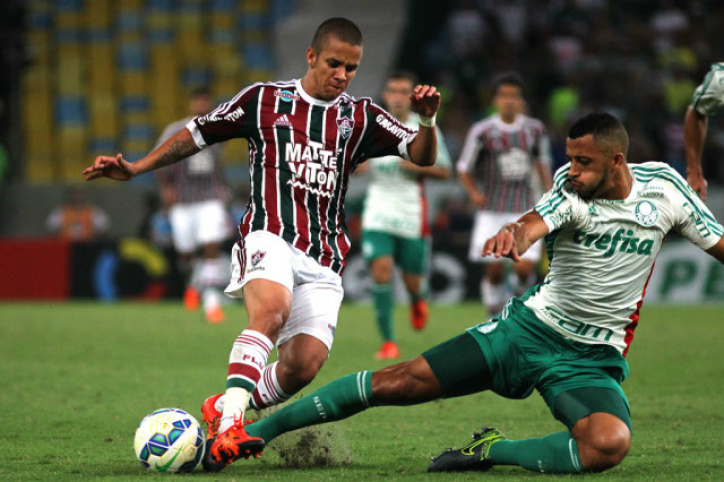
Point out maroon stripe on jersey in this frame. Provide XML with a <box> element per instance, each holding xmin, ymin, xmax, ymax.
<box><xmin>315</xmin><ymin>104</ymin><xmax>339</xmax><ymax>267</ymax></box>
<box><xmin>240</xmin><ymin>141</ymin><xmax>259</xmax><ymax>239</ymax></box>
<box><xmin>228</xmin><ymin>363</ymin><xmax>262</xmax><ymax>382</ymax></box>
<box><xmin>260</xmin><ymin>86</ymin><xmax>282</xmax><ymax>235</ymax></box>
<box><xmin>497</xmin><ymin>130</ymin><xmax>510</xmax><ymax>212</ymax></box>
<box><xmin>291</xmin><ymin>100</ymin><xmax>311</xmax><ymax>251</ymax></box>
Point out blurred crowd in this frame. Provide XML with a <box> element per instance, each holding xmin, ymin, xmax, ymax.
<box><xmin>398</xmin><ymin>0</ymin><xmax>724</xmax><ymax>182</ymax></box>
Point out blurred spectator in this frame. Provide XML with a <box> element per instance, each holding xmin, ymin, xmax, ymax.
<box><xmin>45</xmin><ymin>188</ymin><xmax>110</xmax><ymax>241</ymax></box>
<box><xmin>138</xmin><ymin>192</ymin><xmax>173</xmax><ymax>249</ymax></box>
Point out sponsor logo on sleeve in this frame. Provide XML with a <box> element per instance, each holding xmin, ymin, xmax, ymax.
<box><xmin>375</xmin><ymin>114</ymin><xmax>409</xmax><ymax>139</ymax></box>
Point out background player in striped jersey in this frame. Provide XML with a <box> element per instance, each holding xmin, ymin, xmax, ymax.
<box><xmin>356</xmin><ymin>70</ymin><xmax>452</xmax><ymax>360</ymax></box>
<box><xmin>82</xmin><ymin>17</ymin><xmax>441</xmax><ymax>470</ymax></box>
<box><xmin>154</xmin><ymin>87</ymin><xmax>232</xmax><ymax>323</ymax></box>
<box><xmin>457</xmin><ymin>72</ymin><xmax>553</xmax><ymax>315</ymax></box>
<box><xmin>202</xmin><ymin>112</ymin><xmax>724</xmax><ymax>475</ymax></box>
<box><xmin>684</xmin><ymin>62</ymin><xmax>724</xmax><ymax>200</ymax></box>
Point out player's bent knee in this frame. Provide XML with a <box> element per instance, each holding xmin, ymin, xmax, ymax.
<box><xmin>372</xmin><ymin>359</ymin><xmax>442</xmax><ymax>405</ymax></box>
<box><xmin>579</xmin><ymin>427</ymin><xmax>630</xmax><ymax>472</ymax></box>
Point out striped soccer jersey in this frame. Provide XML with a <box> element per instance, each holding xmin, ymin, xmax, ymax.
<box><xmin>691</xmin><ymin>62</ymin><xmax>724</xmax><ymax>117</ymax></box>
<box><xmin>361</xmin><ymin>112</ymin><xmax>452</xmax><ymax>238</ymax></box>
<box><xmin>186</xmin><ymin>79</ymin><xmax>417</xmax><ymax>274</ymax></box>
<box><xmin>155</xmin><ymin>117</ymin><xmax>228</xmax><ymax>204</ymax></box>
<box><xmin>457</xmin><ymin>113</ymin><xmax>552</xmax><ymax>213</ymax></box>
<box><xmin>525</xmin><ymin>162</ymin><xmax>723</xmax><ymax>355</ymax></box>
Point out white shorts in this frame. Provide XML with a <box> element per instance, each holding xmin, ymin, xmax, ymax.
<box><xmin>169</xmin><ymin>199</ymin><xmax>231</xmax><ymax>254</ymax></box>
<box><xmin>225</xmin><ymin>231</ymin><xmax>344</xmax><ymax>350</ymax></box>
<box><xmin>469</xmin><ymin>211</ymin><xmax>542</xmax><ymax>263</ymax></box>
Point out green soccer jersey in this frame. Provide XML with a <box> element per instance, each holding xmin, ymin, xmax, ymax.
<box><xmin>361</xmin><ymin>113</ymin><xmax>451</xmax><ymax>238</ymax></box>
<box><xmin>525</xmin><ymin>162</ymin><xmax>723</xmax><ymax>355</ymax></box>
<box><xmin>692</xmin><ymin>62</ymin><xmax>724</xmax><ymax>116</ymax></box>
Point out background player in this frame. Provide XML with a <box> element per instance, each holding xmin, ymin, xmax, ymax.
<box><xmin>211</xmin><ymin>112</ymin><xmax>724</xmax><ymax>474</ymax></box>
<box><xmin>457</xmin><ymin>72</ymin><xmax>553</xmax><ymax>314</ymax></box>
<box><xmin>684</xmin><ymin>61</ymin><xmax>724</xmax><ymax>200</ymax></box>
<box><xmin>357</xmin><ymin>70</ymin><xmax>452</xmax><ymax>360</ymax></box>
<box><xmin>155</xmin><ymin>86</ymin><xmax>232</xmax><ymax>323</ymax></box>
<box><xmin>82</xmin><ymin>17</ymin><xmax>441</xmax><ymax>471</ymax></box>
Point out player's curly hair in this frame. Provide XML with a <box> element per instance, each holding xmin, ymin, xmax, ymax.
<box><xmin>569</xmin><ymin>112</ymin><xmax>629</xmax><ymax>157</ymax></box>
<box><xmin>311</xmin><ymin>17</ymin><xmax>363</xmax><ymax>52</ymax></box>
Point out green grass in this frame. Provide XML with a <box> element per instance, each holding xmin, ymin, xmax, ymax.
<box><xmin>1</xmin><ymin>301</ymin><xmax>723</xmax><ymax>481</ymax></box>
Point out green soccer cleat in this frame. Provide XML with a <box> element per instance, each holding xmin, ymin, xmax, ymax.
<box><xmin>426</xmin><ymin>427</ymin><xmax>505</xmax><ymax>473</ymax></box>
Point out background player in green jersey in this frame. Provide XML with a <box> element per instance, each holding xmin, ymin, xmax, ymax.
<box><xmin>684</xmin><ymin>62</ymin><xmax>724</xmax><ymax>200</ymax></box>
<box><xmin>214</xmin><ymin>112</ymin><xmax>724</xmax><ymax>475</ymax></box>
<box><xmin>357</xmin><ymin>71</ymin><xmax>452</xmax><ymax>360</ymax></box>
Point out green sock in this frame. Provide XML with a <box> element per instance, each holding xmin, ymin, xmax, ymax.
<box><xmin>371</xmin><ymin>282</ymin><xmax>394</xmax><ymax>341</ymax></box>
<box><xmin>246</xmin><ymin>371</ymin><xmax>374</xmax><ymax>444</ymax></box>
<box><xmin>488</xmin><ymin>431</ymin><xmax>584</xmax><ymax>474</ymax></box>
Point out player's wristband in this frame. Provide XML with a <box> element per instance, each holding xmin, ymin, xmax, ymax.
<box><xmin>419</xmin><ymin>114</ymin><xmax>436</xmax><ymax>127</ymax></box>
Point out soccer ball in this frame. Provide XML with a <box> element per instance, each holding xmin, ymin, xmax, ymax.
<box><xmin>134</xmin><ymin>408</ymin><xmax>205</xmax><ymax>473</ymax></box>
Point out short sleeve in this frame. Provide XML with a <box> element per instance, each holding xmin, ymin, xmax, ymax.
<box><xmin>672</xmin><ymin>183</ymin><xmax>724</xmax><ymax>250</ymax></box>
<box><xmin>434</xmin><ymin>125</ymin><xmax>452</xmax><ymax>168</ymax></box>
<box><xmin>456</xmin><ymin>122</ymin><xmax>484</xmax><ymax>174</ymax></box>
<box><xmin>691</xmin><ymin>64</ymin><xmax>724</xmax><ymax>117</ymax></box>
<box><xmin>187</xmin><ymin>84</ymin><xmax>260</xmax><ymax>148</ymax></box>
<box><xmin>534</xmin><ymin>164</ymin><xmax>583</xmax><ymax>232</ymax></box>
<box><xmin>358</xmin><ymin>102</ymin><xmax>417</xmax><ymax>160</ymax></box>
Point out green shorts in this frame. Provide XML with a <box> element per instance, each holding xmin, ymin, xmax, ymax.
<box><xmin>361</xmin><ymin>229</ymin><xmax>429</xmax><ymax>275</ymax></box>
<box><xmin>422</xmin><ymin>296</ymin><xmax>631</xmax><ymax>430</ymax></box>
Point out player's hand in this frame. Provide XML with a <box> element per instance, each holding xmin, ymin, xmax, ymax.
<box><xmin>687</xmin><ymin>170</ymin><xmax>708</xmax><ymax>200</ymax></box>
<box><xmin>82</xmin><ymin>154</ymin><xmax>134</xmax><ymax>181</ymax></box>
<box><xmin>410</xmin><ymin>84</ymin><xmax>440</xmax><ymax>118</ymax></box>
<box><xmin>482</xmin><ymin>227</ymin><xmax>520</xmax><ymax>262</ymax></box>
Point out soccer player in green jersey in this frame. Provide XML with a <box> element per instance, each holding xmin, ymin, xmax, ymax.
<box><xmin>684</xmin><ymin>62</ymin><xmax>724</xmax><ymax>200</ymax></box>
<box><xmin>211</xmin><ymin>112</ymin><xmax>724</xmax><ymax>474</ymax></box>
<box><xmin>357</xmin><ymin>71</ymin><xmax>452</xmax><ymax>360</ymax></box>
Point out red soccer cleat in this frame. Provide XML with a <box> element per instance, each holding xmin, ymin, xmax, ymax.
<box><xmin>205</xmin><ymin>305</ymin><xmax>225</xmax><ymax>324</ymax></box>
<box><xmin>375</xmin><ymin>341</ymin><xmax>400</xmax><ymax>360</ymax></box>
<box><xmin>410</xmin><ymin>299</ymin><xmax>429</xmax><ymax>331</ymax></box>
<box><xmin>202</xmin><ymin>418</ymin><xmax>265</xmax><ymax>472</ymax></box>
<box><xmin>201</xmin><ymin>393</ymin><xmax>223</xmax><ymax>440</ymax></box>
<box><xmin>183</xmin><ymin>287</ymin><xmax>200</xmax><ymax>311</ymax></box>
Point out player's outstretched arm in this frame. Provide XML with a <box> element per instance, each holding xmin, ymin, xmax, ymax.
<box><xmin>684</xmin><ymin>105</ymin><xmax>709</xmax><ymax>200</ymax></box>
<box><xmin>705</xmin><ymin>236</ymin><xmax>724</xmax><ymax>263</ymax></box>
<box><xmin>82</xmin><ymin>128</ymin><xmax>200</xmax><ymax>182</ymax></box>
<box><xmin>407</xmin><ymin>84</ymin><xmax>440</xmax><ymax>167</ymax></box>
<box><xmin>482</xmin><ymin>210</ymin><xmax>549</xmax><ymax>262</ymax></box>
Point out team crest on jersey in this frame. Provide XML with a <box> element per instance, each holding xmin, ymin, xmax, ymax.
<box><xmin>337</xmin><ymin>117</ymin><xmax>354</xmax><ymax>139</ymax></box>
<box><xmin>635</xmin><ymin>200</ymin><xmax>658</xmax><ymax>226</ymax></box>
<box><xmin>274</xmin><ymin>89</ymin><xmax>300</xmax><ymax>102</ymax></box>
<box><xmin>250</xmin><ymin>250</ymin><xmax>266</xmax><ymax>267</ymax></box>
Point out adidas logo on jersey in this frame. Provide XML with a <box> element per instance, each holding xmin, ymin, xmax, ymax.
<box><xmin>274</xmin><ymin>115</ymin><xmax>293</xmax><ymax>127</ymax></box>
<box><xmin>572</xmin><ymin>228</ymin><xmax>654</xmax><ymax>257</ymax></box>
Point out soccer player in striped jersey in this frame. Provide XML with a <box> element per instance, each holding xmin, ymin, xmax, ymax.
<box><xmin>357</xmin><ymin>70</ymin><xmax>452</xmax><ymax>360</ymax></box>
<box><xmin>457</xmin><ymin>72</ymin><xmax>553</xmax><ymax>315</ymax></box>
<box><xmin>209</xmin><ymin>112</ymin><xmax>724</xmax><ymax>475</ymax></box>
<box><xmin>154</xmin><ymin>87</ymin><xmax>232</xmax><ymax>323</ymax></box>
<box><xmin>82</xmin><ymin>17</ymin><xmax>441</xmax><ymax>470</ymax></box>
<box><xmin>684</xmin><ymin>62</ymin><xmax>724</xmax><ymax>200</ymax></box>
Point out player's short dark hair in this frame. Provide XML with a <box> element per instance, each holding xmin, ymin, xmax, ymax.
<box><xmin>310</xmin><ymin>17</ymin><xmax>363</xmax><ymax>52</ymax></box>
<box><xmin>568</xmin><ymin>112</ymin><xmax>629</xmax><ymax>157</ymax></box>
<box><xmin>491</xmin><ymin>72</ymin><xmax>524</xmax><ymax>95</ymax></box>
<box><xmin>385</xmin><ymin>69</ymin><xmax>418</xmax><ymax>86</ymax></box>
<box><xmin>190</xmin><ymin>86</ymin><xmax>211</xmax><ymax>98</ymax></box>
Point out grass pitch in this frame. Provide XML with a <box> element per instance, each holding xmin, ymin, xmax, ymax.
<box><xmin>1</xmin><ymin>301</ymin><xmax>723</xmax><ymax>482</ymax></box>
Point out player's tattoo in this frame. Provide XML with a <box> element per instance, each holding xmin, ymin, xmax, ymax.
<box><xmin>157</xmin><ymin>138</ymin><xmax>199</xmax><ymax>168</ymax></box>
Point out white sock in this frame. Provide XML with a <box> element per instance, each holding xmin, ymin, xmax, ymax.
<box><xmin>481</xmin><ymin>279</ymin><xmax>506</xmax><ymax>314</ymax></box>
<box><xmin>221</xmin><ymin>329</ymin><xmax>274</xmax><ymax>432</ymax></box>
<box><xmin>250</xmin><ymin>361</ymin><xmax>291</xmax><ymax>409</ymax></box>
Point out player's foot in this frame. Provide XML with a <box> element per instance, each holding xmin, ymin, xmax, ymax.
<box><xmin>183</xmin><ymin>287</ymin><xmax>200</xmax><ymax>311</ymax></box>
<box><xmin>410</xmin><ymin>299</ymin><xmax>428</xmax><ymax>331</ymax></box>
<box><xmin>375</xmin><ymin>341</ymin><xmax>400</xmax><ymax>360</ymax></box>
<box><xmin>201</xmin><ymin>393</ymin><xmax>223</xmax><ymax>439</ymax></box>
<box><xmin>205</xmin><ymin>305</ymin><xmax>225</xmax><ymax>324</ymax></box>
<box><xmin>426</xmin><ymin>427</ymin><xmax>505</xmax><ymax>472</ymax></box>
<box><xmin>203</xmin><ymin>419</ymin><xmax>265</xmax><ymax>472</ymax></box>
